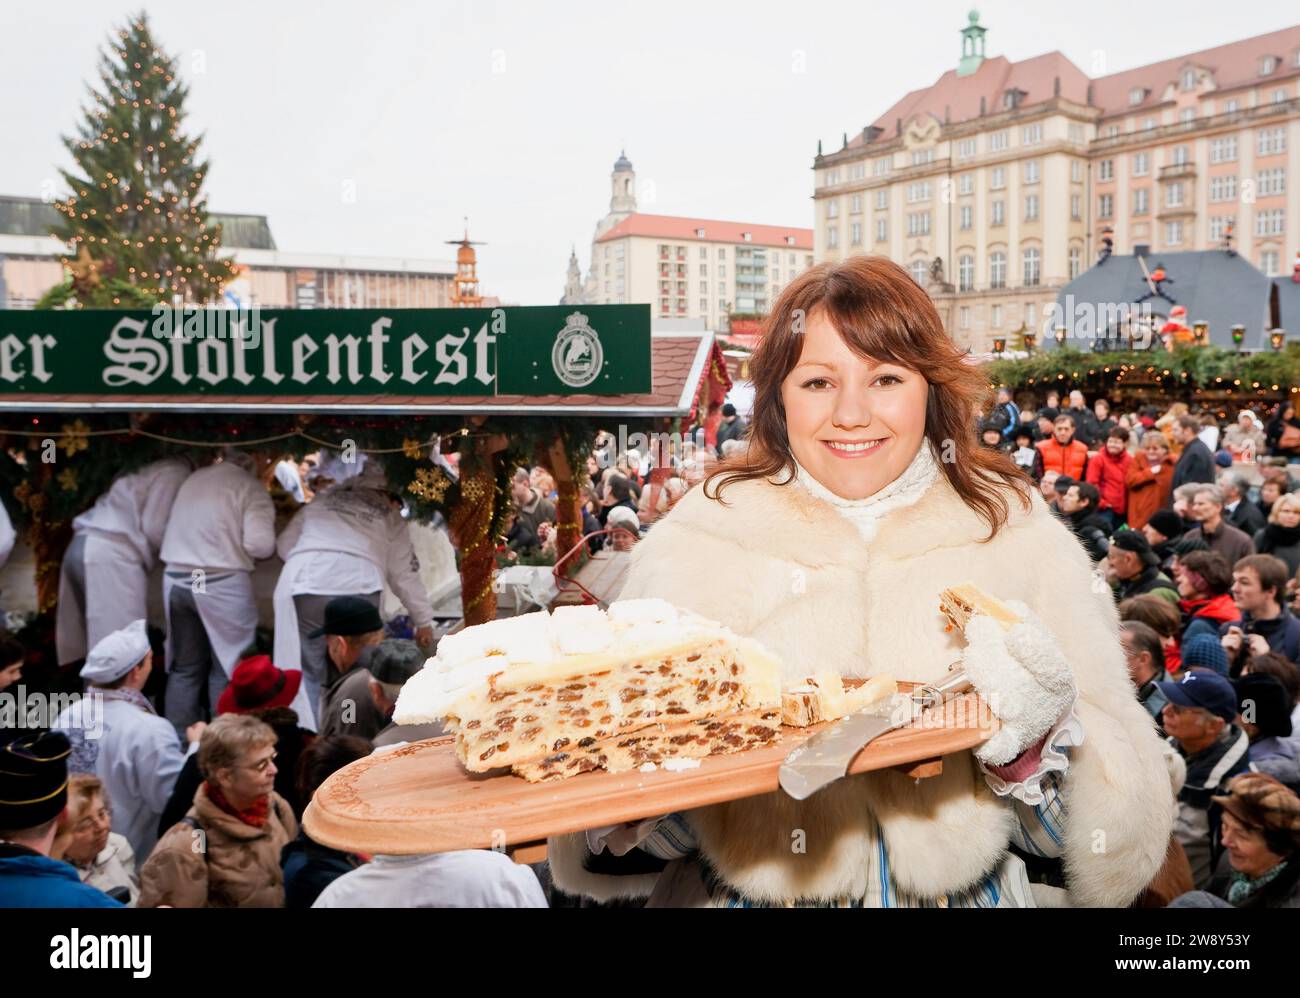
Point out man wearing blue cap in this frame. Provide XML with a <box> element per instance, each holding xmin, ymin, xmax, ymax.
<box><xmin>1158</xmin><ymin>668</ymin><xmax>1251</xmax><ymax>887</ymax></box>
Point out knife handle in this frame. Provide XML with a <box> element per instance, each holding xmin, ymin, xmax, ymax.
<box><xmin>912</xmin><ymin>668</ymin><xmax>971</xmax><ymax>711</ymax></box>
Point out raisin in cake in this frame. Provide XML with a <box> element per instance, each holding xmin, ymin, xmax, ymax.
<box><xmin>393</xmin><ymin>598</ymin><xmax>783</xmax><ymax>781</ymax></box>
<box><xmin>781</xmin><ymin>671</ymin><xmax>896</xmax><ymax>727</ymax></box>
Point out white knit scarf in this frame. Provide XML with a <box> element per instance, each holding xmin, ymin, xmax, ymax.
<box><xmin>792</xmin><ymin>440</ymin><xmax>941</xmax><ymax>544</ymax></box>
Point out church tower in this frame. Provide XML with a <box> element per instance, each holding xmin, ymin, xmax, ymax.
<box><xmin>597</xmin><ymin>150</ymin><xmax>637</xmax><ymax>237</ymax></box>
<box><xmin>560</xmin><ymin>245</ymin><xmax>585</xmax><ymax>304</ymax></box>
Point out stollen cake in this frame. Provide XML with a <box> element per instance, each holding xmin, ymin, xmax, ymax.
<box><xmin>938</xmin><ymin>582</ymin><xmax>1023</xmax><ymax>634</ymax></box>
<box><xmin>393</xmin><ymin>598</ymin><xmax>784</xmax><ymax>781</ymax></box>
<box><xmin>781</xmin><ymin>671</ymin><xmax>896</xmax><ymax>727</ymax></box>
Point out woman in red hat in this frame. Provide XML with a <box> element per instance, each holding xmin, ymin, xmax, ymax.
<box><xmin>157</xmin><ymin>655</ymin><xmax>314</xmax><ymax>834</ymax></box>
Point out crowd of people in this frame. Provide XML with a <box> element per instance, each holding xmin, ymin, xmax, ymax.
<box><xmin>7</xmin><ymin>386</ymin><xmax>1300</xmax><ymax>908</ymax></box>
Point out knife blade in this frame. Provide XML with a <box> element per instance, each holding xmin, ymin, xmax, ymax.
<box><xmin>777</xmin><ymin>666</ymin><xmax>971</xmax><ymax>801</ymax></box>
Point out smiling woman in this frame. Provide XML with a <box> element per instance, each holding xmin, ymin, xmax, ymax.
<box><xmin>548</xmin><ymin>254</ymin><xmax>1176</xmax><ymax>909</ymax></box>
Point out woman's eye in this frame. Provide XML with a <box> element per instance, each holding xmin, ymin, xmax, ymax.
<box><xmin>875</xmin><ymin>374</ymin><xmax>903</xmax><ymax>387</ymax></box>
<box><xmin>801</xmin><ymin>378</ymin><xmax>831</xmax><ymax>390</ymax></box>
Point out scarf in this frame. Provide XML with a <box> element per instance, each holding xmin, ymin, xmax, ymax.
<box><xmin>792</xmin><ymin>441</ymin><xmax>941</xmax><ymax>544</ymax></box>
<box><xmin>205</xmin><ymin>780</ymin><xmax>270</xmax><ymax>828</ymax></box>
<box><xmin>1261</xmin><ymin>522</ymin><xmax>1300</xmax><ymax>550</ymax></box>
<box><xmin>1227</xmin><ymin>858</ymin><xmax>1290</xmax><ymax>906</ymax></box>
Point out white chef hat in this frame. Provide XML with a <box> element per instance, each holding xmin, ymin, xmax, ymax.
<box><xmin>81</xmin><ymin>619</ymin><xmax>151</xmax><ymax>685</ymax></box>
<box><xmin>607</xmin><ymin>506</ymin><xmax>640</xmax><ymax>532</ymax></box>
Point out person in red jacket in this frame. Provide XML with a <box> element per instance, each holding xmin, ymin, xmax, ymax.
<box><xmin>1033</xmin><ymin>413</ymin><xmax>1089</xmax><ymax>481</ymax></box>
<box><xmin>1087</xmin><ymin>426</ymin><xmax>1135</xmax><ymax>531</ymax></box>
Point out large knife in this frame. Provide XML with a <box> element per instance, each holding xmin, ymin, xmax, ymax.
<box><xmin>777</xmin><ymin>667</ymin><xmax>972</xmax><ymax>801</ymax></box>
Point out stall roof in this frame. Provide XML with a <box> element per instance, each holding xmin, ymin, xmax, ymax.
<box><xmin>0</xmin><ymin>332</ymin><xmax>716</xmax><ymax>417</ymax></box>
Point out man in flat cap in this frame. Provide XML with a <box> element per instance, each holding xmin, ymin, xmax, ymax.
<box><xmin>315</xmin><ymin>597</ymin><xmax>386</xmax><ymax>741</ymax></box>
<box><xmin>369</xmin><ymin>639</ymin><xmax>444</xmax><ymax>749</ymax></box>
<box><xmin>53</xmin><ymin>620</ymin><xmax>204</xmax><ymax>861</ymax></box>
<box><xmin>0</xmin><ymin>731</ymin><xmax>122</xmax><ymax>907</ymax></box>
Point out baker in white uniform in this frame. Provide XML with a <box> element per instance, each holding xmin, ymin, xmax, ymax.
<box><xmin>273</xmin><ymin>457</ymin><xmax>435</xmax><ymax>730</ymax></box>
<box><xmin>53</xmin><ymin>620</ymin><xmax>203</xmax><ymax>863</ymax></box>
<box><xmin>159</xmin><ymin>449</ymin><xmax>277</xmax><ymax>736</ymax></box>
<box><xmin>56</xmin><ymin>455</ymin><xmax>199</xmax><ymax>667</ymax></box>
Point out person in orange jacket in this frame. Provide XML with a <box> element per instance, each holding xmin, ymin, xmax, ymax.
<box><xmin>1033</xmin><ymin>413</ymin><xmax>1089</xmax><ymax>482</ymax></box>
<box><xmin>1087</xmin><ymin>426</ymin><xmax>1135</xmax><ymax>532</ymax></box>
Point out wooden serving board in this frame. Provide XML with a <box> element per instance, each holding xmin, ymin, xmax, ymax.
<box><xmin>303</xmin><ymin>687</ymin><xmax>998</xmax><ymax>857</ymax></box>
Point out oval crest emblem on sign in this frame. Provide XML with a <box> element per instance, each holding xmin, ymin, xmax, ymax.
<box><xmin>552</xmin><ymin>311</ymin><xmax>604</xmax><ymax>388</ymax></box>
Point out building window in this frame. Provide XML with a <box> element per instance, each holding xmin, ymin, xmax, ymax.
<box><xmin>991</xmin><ymin>200</ymin><xmax>1005</xmax><ymax>226</ymax></box>
<box><xmin>1209</xmin><ymin>175</ymin><xmax>1237</xmax><ymax>202</ymax></box>
<box><xmin>719</xmin><ymin>264</ymin><xmax>726</xmax><ymax>276</ymax></box>
<box><xmin>1023</xmin><ymin>159</ymin><xmax>1040</xmax><ymax>184</ymax></box>
<box><xmin>718</xmin><ymin>299</ymin><xmax>726</xmax><ymax>312</ymax></box>
<box><xmin>1069</xmin><ymin>245</ymin><xmax>1082</xmax><ymax>279</ymax></box>
<box><xmin>1133</xmin><ymin>152</ymin><xmax>1149</xmax><ymax>176</ymax></box>
<box><xmin>907</xmin><ymin>212</ymin><xmax>931</xmax><ymax>236</ymax></box>
<box><xmin>959</xmin><ymin>173</ymin><xmax>973</xmax><ymax>195</ymax></box>
<box><xmin>873</xmin><ymin>156</ymin><xmax>892</xmax><ymax>176</ymax></box>
<box><xmin>912</xmin><ymin>148</ymin><xmax>934</xmax><ymax>165</ymax></box>
<box><xmin>958</xmin><ymin>254</ymin><xmax>974</xmax><ymax>292</ymax></box>
<box><xmin>1258</xmin><ymin>168</ymin><xmax>1286</xmax><ymax>197</ymax></box>
<box><xmin>1025</xmin><ymin>194</ymin><xmax>1039</xmax><ymax>221</ymax></box>
<box><xmin>990</xmin><ymin>166</ymin><xmax>1006</xmax><ymax>189</ymax></box>
<box><xmin>1258</xmin><ymin>127</ymin><xmax>1287</xmax><ymax>156</ymax></box>
<box><xmin>1129</xmin><ymin>87</ymin><xmax>1145</xmax><ymax>105</ymax></box>
<box><xmin>1261</xmin><ymin>250</ymin><xmax>1280</xmax><ymax>276</ymax></box>
<box><xmin>989</xmin><ymin>251</ymin><xmax>1007</xmax><ymax>289</ymax></box>
<box><xmin>1071</xmin><ymin>194</ymin><xmax>1081</xmax><ymax>220</ymax></box>
<box><xmin>850</xmin><ymin>222</ymin><xmax>863</xmax><ymax>245</ymax></box>
<box><xmin>1069</xmin><ymin>123</ymin><xmax>1084</xmax><ymax>143</ymax></box>
<box><xmin>1022</xmin><ymin>247</ymin><xmax>1041</xmax><ymax>286</ymax></box>
<box><xmin>991</xmin><ymin>304</ymin><xmax>1003</xmax><ymax>328</ymax></box>
<box><xmin>875</xmin><ymin>189</ymin><xmax>889</xmax><ymax>210</ymax></box>
<box><xmin>700</xmin><ymin>264</ymin><xmax>708</xmax><ymax>277</ymax></box>
<box><xmin>1261</xmin><ymin>56</ymin><xmax>1278</xmax><ymax>75</ymax></box>
<box><xmin>827</xmin><ymin>227</ymin><xmax>839</xmax><ymax>248</ymax></box>
<box><xmin>1134</xmin><ymin>188</ymin><xmax>1149</xmax><ymax>215</ymax></box>
<box><xmin>1181</xmin><ymin>68</ymin><xmax>1197</xmax><ymax>90</ymax></box>
<box><xmin>1211</xmin><ymin>136</ymin><xmax>1238</xmax><ymax>163</ymax></box>
<box><xmin>960</xmin><ymin>306</ymin><xmax>971</xmax><ymax>329</ymax></box>
<box><xmin>875</xmin><ymin>218</ymin><xmax>888</xmax><ymax>242</ymax></box>
<box><xmin>850</xmin><ymin>193</ymin><xmax>863</xmax><ymax>214</ymax></box>
<box><xmin>699</xmin><ymin>298</ymin><xmax>708</xmax><ymax>313</ymax></box>
<box><xmin>1172</xmin><ymin>145</ymin><xmax>1190</xmax><ymax>166</ymax></box>
<box><xmin>905</xmin><ymin>260</ymin><xmax>926</xmax><ymax>286</ymax></box>
<box><xmin>1165</xmin><ymin>220</ymin><xmax>1184</xmax><ymax>245</ymax></box>
<box><xmin>906</xmin><ymin>181</ymin><xmax>931</xmax><ymax>202</ymax></box>
<box><xmin>1209</xmin><ymin>215</ymin><xmax>1234</xmax><ymax>241</ymax></box>
<box><xmin>1105</xmin><ymin>124</ymin><xmax>1121</xmax><ymax>138</ymax></box>
<box><xmin>718</xmin><ymin>247</ymin><xmax>726</xmax><ymax>258</ymax></box>
<box><xmin>960</xmin><ymin>205</ymin><xmax>973</xmax><ymax>230</ymax></box>
<box><xmin>827</xmin><ymin>199</ymin><xmax>840</xmax><ymax>219</ymax></box>
<box><xmin>1256</xmin><ymin>209</ymin><xmax>1285</xmax><ymax>237</ymax></box>
<box><xmin>1098</xmin><ymin>159</ymin><xmax>1114</xmax><ymax>181</ymax></box>
<box><xmin>1165</xmin><ymin>182</ymin><xmax>1185</xmax><ymax>208</ymax></box>
<box><xmin>1021</xmin><ymin>123</ymin><xmax>1043</xmax><ymax>145</ymax></box>
<box><xmin>957</xmin><ymin>138</ymin><xmax>977</xmax><ymax>159</ymax></box>
<box><xmin>1098</xmin><ymin>193</ymin><xmax>1113</xmax><ymax>218</ymax></box>
<box><xmin>1223</xmin><ymin>98</ymin><xmax>1239</xmax><ymax>113</ymax></box>
<box><xmin>851</xmin><ymin>163</ymin><xmax>866</xmax><ymax>180</ymax></box>
<box><xmin>988</xmin><ymin>131</ymin><xmax>1008</xmax><ymax>152</ymax></box>
<box><xmin>1144</xmin><ymin>117</ymin><xmax>1156</xmax><ymax>131</ymax></box>
<box><xmin>1071</xmin><ymin>159</ymin><xmax>1083</xmax><ymax>183</ymax></box>
<box><xmin>1180</xmin><ymin>107</ymin><xmax>1196</xmax><ymax>123</ymax></box>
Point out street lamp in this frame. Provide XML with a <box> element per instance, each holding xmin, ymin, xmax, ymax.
<box><xmin>1022</xmin><ymin>331</ymin><xmax>1037</xmax><ymax>353</ymax></box>
<box><xmin>1270</xmin><ymin>328</ymin><xmax>1286</xmax><ymax>352</ymax></box>
<box><xmin>992</xmin><ymin>336</ymin><xmax>1006</xmax><ymax>356</ymax></box>
<box><xmin>1193</xmin><ymin>320</ymin><xmax>1208</xmax><ymax>346</ymax></box>
<box><xmin>1231</xmin><ymin>324</ymin><xmax>1245</xmax><ymax>351</ymax></box>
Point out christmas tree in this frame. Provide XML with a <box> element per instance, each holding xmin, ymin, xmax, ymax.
<box><xmin>39</xmin><ymin>12</ymin><xmax>237</xmax><ymax>308</ymax></box>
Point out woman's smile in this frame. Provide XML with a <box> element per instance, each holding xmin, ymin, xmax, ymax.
<box><xmin>821</xmin><ymin>437</ymin><xmax>889</xmax><ymax>458</ymax></box>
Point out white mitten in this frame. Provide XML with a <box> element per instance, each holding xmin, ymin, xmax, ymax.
<box><xmin>960</xmin><ymin>599</ymin><xmax>1076</xmax><ymax>766</ymax></box>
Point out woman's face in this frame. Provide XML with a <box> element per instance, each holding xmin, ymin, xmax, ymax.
<box><xmin>779</xmin><ymin>311</ymin><xmax>928</xmax><ymax>501</ymax></box>
<box><xmin>1220</xmin><ymin>810</ymin><xmax>1287</xmax><ymax>880</ymax></box>
<box><xmin>1277</xmin><ymin>501</ymin><xmax>1300</xmax><ymax>529</ymax></box>
<box><xmin>1144</xmin><ymin>439</ymin><xmax>1168</xmax><ymax>465</ymax></box>
<box><xmin>65</xmin><ymin>793</ymin><xmax>112</xmax><ymax>865</ymax></box>
<box><xmin>1262</xmin><ymin>481</ymin><xmax>1282</xmax><ymax>505</ymax></box>
<box><xmin>217</xmin><ymin>742</ymin><xmax>278</xmax><ymax>804</ymax></box>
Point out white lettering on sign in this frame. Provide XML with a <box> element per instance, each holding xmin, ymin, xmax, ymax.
<box><xmin>291</xmin><ymin>335</ymin><xmax>318</xmax><ymax>384</ymax></box>
<box><xmin>103</xmin><ymin>317</ymin><xmax>168</xmax><ymax>386</ymax></box>
<box><xmin>196</xmin><ymin>336</ymin><xmax>228</xmax><ymax>385</ymax></box>
<box><xmin>434</xmin><ymin>329</ymin><xmax>469</xmax><ymax>385</ymax></box>
<box><xmin>28</xmin><ymin>334</ymin><xmax>56</xmax><ymax>382</ymax></box>
<box><xmin>368</xmin><ymin>317</ymin><xmax>392</xmax><ymax>385</ymax></box>
<box><xmin>324</xmin><ymin>334</ymin><xmax>362</xmax><ymax>384</ymax></box>
<box><xmin>0</xmin><ymin>334</ymin><xmax>58</xmax><ymax>383</ymax></box>
<box><xmin>473</xmin><ymin>322</ymin><xmax>495</xmax><ymax>386</ymax></box>
<box><xmin>401</xmin><ymin>333</ymin><xmax>428</xmax><ymax>384</ymax></box>
<box><xmin>260</xmin><ymin>319</ymin><xmax>284</xmax><ymax>384</ymax></box>
<box><xmin>0</xmin><ymin>336</ymin><xmax>24</xmax><ymax>382</ymax></box>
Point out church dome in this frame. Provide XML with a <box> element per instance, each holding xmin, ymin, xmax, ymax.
<box><xmin>613</xmin><ymin>149</ymin><xmax>633</xmax><ymax>171</ymax></box>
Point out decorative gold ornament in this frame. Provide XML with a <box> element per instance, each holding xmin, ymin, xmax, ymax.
<box><xmin>57</xmin><ymin>467</ymin><xmax>79</xmax><ymax>492</ymax></box>
<box><xmin>58</xmin><ymin>419</ymin><xmax>91</xmax><ymax>455</ymax></box>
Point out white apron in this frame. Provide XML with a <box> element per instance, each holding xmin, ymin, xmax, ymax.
<box><xmin>56</xmin><ymin>531</ymin><xmax>150</xmax><ymax>665</ymax></box>
<box><xmin>161</xmin><ymin>569</ymin><xmax>256</xmax><ymax>683</ymax></box>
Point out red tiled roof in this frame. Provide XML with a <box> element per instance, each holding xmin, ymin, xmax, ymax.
<box><xmin>852</xmin><ymin>52</ymin><xmax>1090</xmax><ymax>147</ymax></box>
<box><xmin>1090</xmin><ymin>24</ymin><xmax>1300</xmax><ymax>116</ymax></box>
<box><xmin>595</xmin><ymin>213</ymin><xmax>812</xmax><ymax>249</ymax></box>
<box><xmin>0</xmin><ymin>334</ymin><xmax>715</xmax><ymax>417</ymax></box>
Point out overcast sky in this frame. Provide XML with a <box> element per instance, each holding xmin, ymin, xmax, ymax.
<box><xmin>2</xmin><ymin>2</ymin><xmax>1294</xmax><ymax>304</ymax></box>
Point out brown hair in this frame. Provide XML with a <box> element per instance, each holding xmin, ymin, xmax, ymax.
<box><xmin>1181</xmin><ymin>549</ymin><xmax>1234</xmax><ymax>595</ymax></box>
<box><xmin>1234</xmin><ymin>554</ymin><xmax>1290</xmax><ymax>602</ymax></box>
<box><xmin>197</xmin><ymin>714</ymin><xmax>277</xmax><ymax>778</ymax></box>
<box><xmin>1143</xmin><ymin>432</ymin><xmax>1171</xmax><ymax>453</ymax></box>
<box><xmin>703</xmin><ymin>255</ymin><xmax>1031</xmax><ymax>538</ymax></box>
<box><xmin>1118</xmin><ymin>593</ymin><xmax>1182</xmax><ymax>638</ymax></box>
<box><xmin>1107</xmin><ymin>425</ymin><xmax>1131</xmax><ymax>443</ymax></box>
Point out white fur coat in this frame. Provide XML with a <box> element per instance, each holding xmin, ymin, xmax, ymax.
<box><xmin>549</xmin><ymin>467</ymin><xmax>1174</xmax><ymax>907</ymax></box>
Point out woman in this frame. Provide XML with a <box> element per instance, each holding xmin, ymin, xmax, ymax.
<box><xmin>1255</xmin><ymin>493</ymin><xmax>1300</xmax><ymax>578</ymax></box>
<box><xmin>547</xmin><ymin>256</ymin><xmax>1172</xmax><ymax>907</ymax></box>
<box><xmin>138</xmin><ymin>714</ymin><xmax>297</xmax><ymax>907</ymax></box>
<box><xmin>1125</xmin><ymin>432</ymin><xmax>1175</xmax><ymax>531</ymax></box>
<box><xmin>1171</xmin><ymin>772</ymin><xmax>1300</xmax><ymax>908</ymax></box>
<box><xmin>53</xmin><ymin>774</ymin><xmax>138</xmax><ymax>905</ymax></box>
<box><xmin>1156</xmin><ymin>402</ymin><xmax>1190</xmax><ymax>460</ymax></box>
<box><xmin>1258</xmin><ymin>474</ymin><xmax>1288</xmax><ymax>521</ymax></box>
<box><xmin>281</xmin><ymin>735</ymin><xmax>370</xmax><ymax>909</ymax></box>
<box><xmin>1119</xmin><ymin>593</ymin><xmax>1184</xmax><ymax>674</ymax></box>
<box><xmin>1172</xmin><ymin>549</ymin><xmax>1238</xmax><ymax>645</ymax></box>
<box><xmin>1267</xmin><ymin>403</ymin><xmax>1300</xmax><ymax>463</ymax></box>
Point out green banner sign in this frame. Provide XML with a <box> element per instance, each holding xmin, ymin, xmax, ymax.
<box><xmin>0</xmin><ymin>305</ymin><xmax>651</xmax><ymax>398</ymax></box>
